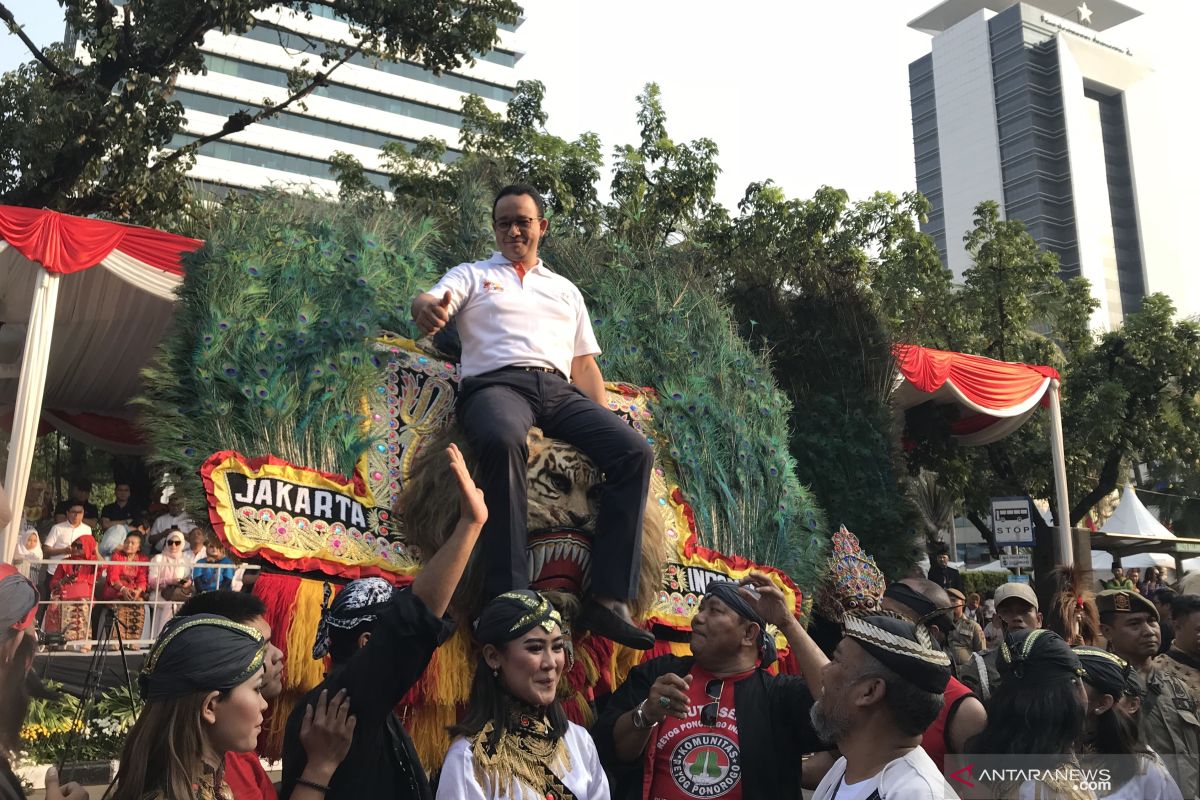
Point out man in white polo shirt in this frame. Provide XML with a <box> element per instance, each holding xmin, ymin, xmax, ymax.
<box><xmin>43</xmin><ymin>503</ymin><xmax>91</xmax><ymax>576</ymax></box>
<box><xmin>411</xmin><ymin>184</ymin><xmax>654</xmax><ymax>649</ymax></box>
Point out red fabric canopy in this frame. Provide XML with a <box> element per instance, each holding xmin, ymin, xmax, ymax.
<box><xmin>1</xmin><ymin>206</ymin><xmax>203</xmax><ymax>454</ymax></box>
<box><xmin>0</xmin><ymin>205</ymin><xmax>200</xmax><ymax>275</ymax></box>
<box><xmin>892</xmin><ymin>344</ymin><xmax>1060</xmax><ymax>446</ymax></box>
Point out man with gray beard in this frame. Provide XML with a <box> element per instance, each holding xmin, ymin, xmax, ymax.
<box><xmin>809</xmin><ymin>615</ymin><xmax>958</xmax><ymax>800</ymax></box>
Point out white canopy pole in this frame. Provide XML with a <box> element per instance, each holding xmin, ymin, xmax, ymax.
<box><xmin>1046</xmin><ymin>379</ymin><xmax>1074</xmax><ymax>565</ymax></box>
<box><xmin>2</xmin><ymin>269</ymin><xmax>60</xmax><ymax>563</ymax></box>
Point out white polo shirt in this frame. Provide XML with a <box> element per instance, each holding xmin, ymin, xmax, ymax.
<box><xmin>429</xmin><ymin>252</ymin><xmax>601</xmax><ymax>379</ymax></box>
<box><xmin>44</xmin><ymin>521</ymin><xmax>91</xmax><ymax>575</ymax></box>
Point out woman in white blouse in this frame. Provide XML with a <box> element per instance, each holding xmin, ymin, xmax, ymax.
<box><xmin>147</xmin><ymin>530</ymin><xmax>193</xmax><ymax>638</ymax></box>
<box><xmin>437</xmin><ymin>590</ymin><xmax>609</xmax><ymax>800</ymax></box>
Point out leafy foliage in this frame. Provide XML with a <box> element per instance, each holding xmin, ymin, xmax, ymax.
<box><xmin>135</xmin><ymin>192</ymin><xmax>442</xmax><ymax>512</ymax></box>
<box><xmin>898</xmin><ymin>203</ymin><xmax>1200</xmax><ymax>567</ymax></box>
<box><xmin>543</xmin><ymin>236</ymin><xmax>826</xmax><ymax>586</ymax></box>
<box><xmin>18</xmin><ymin>682</ymin><xmax>140</xmax><ymax>765</ymax></box>
<box><xmin>332</xmin><ymin>79</ymin><xmax>605</xmax><ymax>241</ymax></box>
<box><xmin>607</xmin><ymin>83</ymin><xmax>720</xmax><ymax>247</ymax></box>
<box><xmin>961</xmin><ymin>569</ymin><xmax>1011</xmax><ymax>598</ymax></box>
<box><xmin>0</xmin><ymin>0</ymin><xmax>519</xmax><ymax>225</ymax></box>
<box><xmin>699</xmin><ymin>184</ymin><xmax>938</xmax><ymax>576</ymax></box>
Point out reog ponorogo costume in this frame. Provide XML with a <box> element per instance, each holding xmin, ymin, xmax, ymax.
<box><xmin>137</xmin><ymin>196</ymin><xmax>828</xmax><ymax>767</ymax></box>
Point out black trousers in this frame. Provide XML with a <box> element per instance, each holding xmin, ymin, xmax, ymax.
<box><xmin>457</xmin><ymin>367</ymin><xmax>654</xmax><ymax>601</ymax></box>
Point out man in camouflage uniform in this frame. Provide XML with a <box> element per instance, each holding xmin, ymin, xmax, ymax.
<box><xmin>946</xmin><ymin>588</ymin><xmax>985</xmax><ymax>669</ymax></box>
<box><xmin>1156</xmin><ymin>594</ymin><xmax>1200</xmax><ymax>705</ymax></box>
<box><xmin>958</xmin><ymin>583</ymin><xmax>1042</xmax><ymax>701</ymax></box>
<box><xmin>1100</xmin><ymin>589</ymin><xmax>1200</xmax><ymax>799</ymax></box>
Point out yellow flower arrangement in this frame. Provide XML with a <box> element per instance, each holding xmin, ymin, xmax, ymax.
<box><xmin>19</xmin><ymin>720</ymin><xmax>84</xmax><ymax>742</ymax></box>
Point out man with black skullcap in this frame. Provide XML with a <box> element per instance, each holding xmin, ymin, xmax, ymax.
<box><xmin>281</xmin><ymin>444</ymin><xmax>487</xmax><ymax>800</ymax></box>
<box><xmin>1099</xmin><ymin>588</ymin><xmax>1200</xmax><ymax>799</ymax></box>
<box><xmin>879</xmin><ymin>578</ymin><xmax>986</xmax><ymax>772</ymax></box>
<box><xmin>594</xmin><ymin>572</ymin><xmax>830</xmax><ymax>800</ymax></box>
<box><xmin>809</xmin><ymin>614</ymin><xmax>956</xmax><ymax>799</ymax></box>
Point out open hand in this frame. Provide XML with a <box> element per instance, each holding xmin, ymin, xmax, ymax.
<box><xmin>415</xmin><ymin>291</ymin><xmax>452</xmax><ymax>336</ymax></box>
<box><xmin>738</xmin><ymin>572</ymin><xmax>794</xmax><ymax>629</ymax></box>
<box><xmin>447</xmin><ymin>443</ymin><xmax>487</xmax><ymax>528</ymax></box>
<box><xmin>300</xmin><ymin>689</ymin><xmax>356</xmax><ymax>776</ymax></box>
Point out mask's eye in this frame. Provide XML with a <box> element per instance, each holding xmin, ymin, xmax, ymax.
<box><xmin>551</xmin><ymin>475</ymin><xmax>571</xmax><ymax>494</ymax></box>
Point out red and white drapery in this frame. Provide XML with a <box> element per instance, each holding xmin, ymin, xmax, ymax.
<box><xmin>892</xmin><ymin>344</ymin><xmax>1074</xmax><ymax>564</ymax></box>
<box><xmin>0</xmin><ymin>205</ymin><xmax>202</xmax><ymax>560</ymax></box>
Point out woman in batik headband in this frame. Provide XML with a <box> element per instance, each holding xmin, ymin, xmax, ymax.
<box><xmin>966</xmin><ymin>628</ymin><xmax>1093</xmax><ymax>800</ymax></box>
<box><xmin>437</xmin><ymin>589</ymin><xmax>610</xmax><ymax>800</ymax></box>
<box><xmin>105</xmin><ymin>614</ymin><xmax>272</xmax><ymax>800</ymax></box>
<box><xmin>106</xmin><ymin>618</ymin><xmax>350</xmax><ymax>796</ymax></box>
<box><xmin>1074</xmin><ymin>646</ymin><xmax>1181</xmax><ymax>799</ymax></box>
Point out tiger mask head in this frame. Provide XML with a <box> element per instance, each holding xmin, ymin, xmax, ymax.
<box><xmin>396</xmin><ymin>425</ymin><xmax>665</xmax><ymax>622</ymax></box>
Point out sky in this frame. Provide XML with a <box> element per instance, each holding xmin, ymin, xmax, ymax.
<box><xmin>2</xmin><ymin>0</ymin><xmax>1196</xmax><ymax>213</ymax></box>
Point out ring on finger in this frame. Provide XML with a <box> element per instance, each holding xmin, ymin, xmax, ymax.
<box><xmin>658</xmin><ymin>695</ymin><xmax>671</xmax><ymax>709</ymax></box>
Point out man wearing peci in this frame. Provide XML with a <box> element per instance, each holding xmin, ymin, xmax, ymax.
<box><xmin>411</xmin><ymin>184</ymin><xmax>654</xmax><ymax>649</ymax></box>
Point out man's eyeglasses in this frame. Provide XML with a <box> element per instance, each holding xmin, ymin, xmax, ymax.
<box><xmin>493</xmin><ymin>217</ymin><xmax>540</xmax><ymax>233</ymax></box>
<box><xmin>700</xmin><ymin>679</ymin><xmax>723</xmax><ymax>726</ymax></box>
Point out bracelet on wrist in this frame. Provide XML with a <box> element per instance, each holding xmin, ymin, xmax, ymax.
<box><xmin>632</xmin><ymin>699</ymin><xmax>658</xmax><ymax>730</ymax></box>
<box><xmin>297</xmin><ymin>778</ymin><xmax>330</xmax><ymax>793</ymax></box>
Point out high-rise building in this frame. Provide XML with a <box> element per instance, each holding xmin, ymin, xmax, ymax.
<box><xmin>169</xmin><ymin>7</ymin><xmax>522</xmax><ymax>196</ymax></box>
<box><xmin>908</xmin><ymin>0</ymin><xmax>1190</xmax><ymax>328</ymax></box>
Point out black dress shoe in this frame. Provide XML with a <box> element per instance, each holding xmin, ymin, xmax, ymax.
<box><xmin>578</xmin><ymin>602</ymin><xmax>655</xmax><ymax>650</ymax></box>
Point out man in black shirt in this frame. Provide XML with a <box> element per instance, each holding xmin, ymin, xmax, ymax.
<box><xmin>99</xmin><ymin>482</ymin><xmax>142</xmax><ymax>530</ymax></box>
<box><xmin>594</xmin><ymin>574</ymin><xmax>831</xmax><ymax>799</ymax></box>
<box><xmin>281</xmin><ymin>445</ymin><xmax>484</xmax><ymax>800</ymax></box>
<box><xmin>926</xmin><ymin>552</ymin><xmax>963</xmax><ymax>592</ymax></box>
<box><xmin>53</xmin><ymin>480</ymin><xmax>98</xmax><ymax>527</ymax></box>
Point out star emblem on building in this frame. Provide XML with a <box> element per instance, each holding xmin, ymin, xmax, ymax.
<box><xmin>1077</xmin><ymin>2</ymin><xmax>1094</xmax><ymax>25</ymax></box>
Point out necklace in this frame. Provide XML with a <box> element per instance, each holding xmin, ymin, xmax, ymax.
<box><xmin>468</xmin><ymin>705</ymin><xmax>574</xmax><ymax>800</ymax></box>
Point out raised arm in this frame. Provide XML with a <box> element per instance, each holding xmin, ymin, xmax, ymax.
<box><xmin>409</xmin><ymin>443</ymin><xmax>486</xmax><ymax>617</ymax></box>
<box><xmin>739</xmin><ymin>572</ymin><xmax>829</xmax><ymax>695</ymax></box>
<box><xmin>319</xmin><ymin>445</ymin><xmax>484</xmax><ymax>730</ymax></box>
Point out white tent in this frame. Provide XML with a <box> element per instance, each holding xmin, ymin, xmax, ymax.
<box><xmin>0</xmin><ymin>206</ymin><xmax>200</xmax><ymax>562</ymax></box>
<box><xmin>1093</xmin><ymin>485</ymin><xmax>1176</xmax><ymax>574</ymax></box>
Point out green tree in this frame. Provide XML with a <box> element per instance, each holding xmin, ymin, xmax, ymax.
<box><xmin>607</xmin><ymin>83</ymin><xmax>720</xmax><ymax>248</ymax></box>
<box><xmin>901</xmin><ymin>203</ymin><xmax>1200</xmax><ymax>571</ymax></box>
<box><xmin>0</xmin><ymin>0</ymin><xmax>519</xmax><ymax>225</ymax></box>
<box><xmin>701</xmin><ymin>182</ymin><xmax>942</xmax><ymax>576</ymax></box>
<box><xmin>1061</xmin><ymin>294</ymin><xmax>1200</xmax><ymax>526</ymax></box>
<box><xmin>331</xmin><ymin>79</ymin><xmax>604</xmax><ymax>256</ymax></box>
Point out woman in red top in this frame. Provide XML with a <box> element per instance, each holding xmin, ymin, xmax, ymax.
<box><xmin>45</xmin><ymin>534</ymin><xmax>99</xmax><ymax>651</ymax></box>
<box><xmin>102</xmin><ymin>530</ymin><xmax>149</xmax><ymax>649</ymax></box>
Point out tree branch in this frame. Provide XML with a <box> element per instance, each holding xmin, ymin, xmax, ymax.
<box><xmin>1070</xmin><ymin>445</ymin><xmax>1124</xmax><ymax>525</ymax></box>
<box><xmin>152</xmin><ymin>43</ymin><xmax>363</xmax><ymax>172</ymax></box>
<box><xmin>0</xmin><ymin>2</ymin><xmax>76</xmax><ymax>83</ymax></box>
<box><xmin>967</xmin><ymin>510</ymin><xmax>1000</xmax><ymax>558</ymax></box>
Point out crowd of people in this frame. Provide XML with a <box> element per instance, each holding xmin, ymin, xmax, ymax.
<box><xmin>8</xmin><ymin>479</ymin><xmax>251</xmax><ymax>650</ymax></box>
<box><xmin>3</xmin><ymin>184</ymin><xmax>1200</xmax><ymax>799</ymax></box>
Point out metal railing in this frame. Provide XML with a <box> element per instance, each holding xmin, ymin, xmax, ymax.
<box><xmin>16</xmin><ymin>557</ymin><xmax>260</xmax><ymax>651</ymax></box>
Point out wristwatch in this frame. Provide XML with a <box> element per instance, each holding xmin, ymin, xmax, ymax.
<box><xmin>632</xmin><ymin>699</ymin><xmax>657</xmax><ymax>730</ymax></box>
